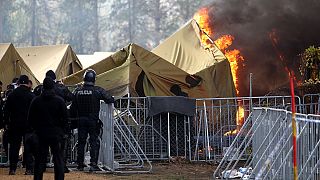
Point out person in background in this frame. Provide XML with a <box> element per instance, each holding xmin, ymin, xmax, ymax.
<box><xmin>45</xmin><ymin>70</ymin><xmax>73</xmax><ymax>103</ymax></box>
<box><xmin>3</xmin><ymin>75</ymin><xmax>35</xmax><ymax>175</ymax></box>
<box><xmin>33</xmin><ymin>70</ymin><xmax>73</xmax><ymax>173</ymax></box>
<box><xmin>28</xmin><ymin>77</ymin><xmax>68</xmax><ymax>180</ymax></box>
<box><xmin>70</xmin><ymin>69</ymin><xmax>114</xmax><ymax>171</ymax></box>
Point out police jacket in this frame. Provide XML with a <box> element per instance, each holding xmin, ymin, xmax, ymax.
<box><xmin>71</xmin><ymin>84</ymin><xmax>114</xmax><ymax>119</ymax></box>
<box><xmin>28</xmin><ymin>89</ymin><xmax>68</xmax><ymax>138</ymax></box>
<box><xmin>3</xmin><ymin>85</ymin><xmax>35</xmax><ymax>131</ymax></box>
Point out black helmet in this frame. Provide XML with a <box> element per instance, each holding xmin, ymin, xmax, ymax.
<box><xmin>83</xmin><ymin>69</ymin><xmax>96</xmax><ymax>85</ymax></box>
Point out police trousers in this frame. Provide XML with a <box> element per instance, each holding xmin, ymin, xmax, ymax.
<box><xmin>77</xmin><ymin>117</ymin><xmax>100</xmax><ymax>166</ymax></box>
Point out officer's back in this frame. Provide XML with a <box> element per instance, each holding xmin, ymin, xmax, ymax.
<box><xmin>71</xmin><ymin>69</ymin><xmax>114</xmax><ymax>171</ymax></box>
<box><xmin>72</xmin><ymin>69</ymin><xmax>114</xmax><ymax>118</ymax></box>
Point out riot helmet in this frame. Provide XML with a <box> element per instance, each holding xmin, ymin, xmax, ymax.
<box><xmin>83</xmin><ymin>69</ymin><xmax>96</xmax><ymax>85</ymax></box>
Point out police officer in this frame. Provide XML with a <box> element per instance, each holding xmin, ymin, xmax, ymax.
<box><xmin>70</xmin><ymin>69</ymin><xmax>114</xmax><ymax>171</ymax></box>
<box><xmin>28</xmin><ymin>77</ymin><xmax>68</xmax><ymax>180</ymax></box>
<box><xmin>3</xmin><ymin>75</ymin><xmax>35</xmax><ymax>175</ymax></box>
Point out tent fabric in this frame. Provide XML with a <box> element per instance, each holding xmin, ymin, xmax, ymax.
<box><xmin>152</xmin><ymin>20</ymin><xmax>226</xmax><ymax>74</ymax></box>
<box><xmin>63</xmin><ymin>43</ymin><xmax>235</xmax><ymax>99</ymax></box>
<box><xmin>77</xmin><ymin>52</ymin><xmax>114</xmax><ymax>69</ymax></box>
<box><xmin>147</xmin><ymin>96</ymin><xmax>196</xmax><ymax>117</ymax></box>
<box><xmin>62</xmin><ymin>47</ymin><xmax>129</xmax><ymax>88</ymax></box>
<box><xmin>152</xmin><ymin>19</ymin><xmax>236</xmax><ymax>98</ymax></box>
<box><xmin>16</xmin><ymin>44</ymin><xmax>82</xmax><ymax>82</ymax></box>
<box><xmin>0</xmin><ymin>43</ymin><xmax>39</xmax><ymax>87</ymax></box>
<box><xmin>63</xmin><ymin>20</ymin><xmax>235</xmax><ymax>98</ymax></box>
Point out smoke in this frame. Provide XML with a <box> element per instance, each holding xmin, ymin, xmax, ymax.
<box><xmin>205</xmin><ymin>0</ymin><xmax>320</xmax><ymax>96</ymax></box>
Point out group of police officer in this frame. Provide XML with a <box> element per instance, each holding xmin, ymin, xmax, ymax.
<box><xmin>0</xmin><ymin>69</ymin><xmax>114</xmax><ymax>180</ymax></box>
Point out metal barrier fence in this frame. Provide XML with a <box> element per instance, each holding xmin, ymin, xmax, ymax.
<box><xmin>111</xmin><ymin>95</ymin><xmax>299</xmax><ymax>162</ymax></box>
<box><xmin>213</xmin><ymin>107</ymin><xmax>320</xmax><ymax>179</ymax></box>
<box><xmin>0</xmin><ymin>95</ymin><xmax>303</xmax><ymax>168</ymax></box>
<box><xmin>99</xmin><ymin>103</ymin><xmax>152</xmax><ymax>173</ymax></box>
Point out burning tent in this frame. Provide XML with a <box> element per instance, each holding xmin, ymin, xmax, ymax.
<box><xmin>0</xmin><ymin>43</ymin><xmax>39</xmax><ymax>87</ymax></box>
<box><xmin>63</xmin><ymin>43</ymin><xmax>235</xmax><ymax>98</ymax></box>
<box><xmin>16</xmin><ymin>44</ymin><xmax>82</xmax><ymax>82</ymax></box>
<box><xmin>152</xmin><ymin>19</ymin><xmax>236</xmax><ymax>98</ymax></box>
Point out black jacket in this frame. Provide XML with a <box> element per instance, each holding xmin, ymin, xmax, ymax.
<box><xmin>28</xmin><ymin>89</ymin><xmax>68</xmax><ymax>138</ymax></box>
<box><xmin>34</xmin><ymin>81</ymin><xmax>73</xmax><ymax>103</ymax></box>
<box><xmin>3</xmin><ymin>85</ymin><xmax>35</xmax><ymax>131</ymax></box>
<box><xmin>70</xmin><ymin>84</ymin><xmax>114</xmax><ymax>119</ymax></box>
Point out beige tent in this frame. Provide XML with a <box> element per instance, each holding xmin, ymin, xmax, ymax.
<box><xmin>16</xmin><ymin>44</ymin><xmax>82</xmax><ymax>82</ymax></box>
<box><xmin>77</xmin><ymin>52</ymin><xmax>114</xmax><ymax>69</ymax></box>
<box><xmin>63</xmin><ymin>20</ymin><xmax>235</xmax><ymax>98</ymax></box>
<box><xmin>0</xmin><ymin>43</ymin><xmax>39</xmax><ymax>87</ymax></box>
<box><xmin>152</xmin><ymin>20</ymin><xmax>225</xmax><ymax>74</ymax></box>
<box><xmin>63</xmin><ymin>43</ymin><xmax>235</xmax><ymax>98</ymax></box>
<box><xmin>152</xmin><ymin>19</ymin><xmax>236</xmax><ymax>98</ymax></box>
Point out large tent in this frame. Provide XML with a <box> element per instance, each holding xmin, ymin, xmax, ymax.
<box><xmin>16</xmin><ymin>44</ymin><xmax>82</xmax><ymax>82</ymax></box>
<box><xmin>152</xmin><ymin>19</ymin><xmax>236</xmax><ymax>98</ymax></box>
<box><xmin>0</xmin><ymin>43</ymin><xmax>39</xmax><ymax>87</ymax></box>
<box><xmin>78</xmin><ymin>52</ymin><xmax>114</xmax><ymax>69</ymax></box>
<box><xmin>63</xmin><ymin>19</ymin><xmax>235</xmax><ymax>98</ymax></box>
<box><xmin>63</xmin><ymin>43</ymin><xmax>235</xmax><ymax>98</ymax></box>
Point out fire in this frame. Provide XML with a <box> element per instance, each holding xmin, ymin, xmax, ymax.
<box><xmin>193</xmin><ymin>8</ymin><xmax>244</xmax><ymax>96</ymax></box>
<box><xmin>224</xmin><ymin>106</ymin><xmax>244</xmax><ymax>136</ymax></box>
<box><xmin>194</xmin><ymin>8</ymin><xmax>245</xmax><ymax>135</ymax></box>
<box><xmin>214</xmin><ymin>35</ymin><xmax>234</xmax><ymax>50</ymax></box>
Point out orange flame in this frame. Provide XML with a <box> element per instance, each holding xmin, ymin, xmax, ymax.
<box><xmin>215</xmin><ymin>35</ymin><xmax>234</xmax><ymax>50</ymax></box>
<box><xmin>225</xmin><ymin>105</ymin><xmax>244</xmax><ymax>136</ymax></box>
<box><xmin>194</xmin><ymin>8</ymin><xmax>244</xmax><ymax>96</ymax></box>
<box><xmin>194</xmin><ymin>8</ymin><xmax>245</xmax><ymax>135</ymax></box>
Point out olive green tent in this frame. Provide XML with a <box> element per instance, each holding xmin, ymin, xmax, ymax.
<box><xmin>152</xmin><ymin>19</ymin><xmax>236</xmax><ymax>98</ymax></box>
<box><xmin>63</xmin><ymin>43</ymin><xmax>235</xmax><ymax>98</ymax></box>
<box><xmin>16</xmin><ymin>44</ymin><xmax>82</xmax><ymax>82</ymax></box>
<box><xmin>0</xmin><ymin>43</ymin><xmax>39</xmax><ymax>87</ymax></box>
<box><xmin>63</xmin><ymin>20</ymin><xmax>235</xmax><ymax>98</ymax></box>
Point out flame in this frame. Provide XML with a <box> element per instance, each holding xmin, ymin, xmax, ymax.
<box><xmin>224</xmin><ymin>105</ymin><xmax>245</xmax><ymax>136</ymax></box>
<box><xmin>194</xmin><ymin>8</ymin><xmax>244</xmax><ymax>96</ymax></box>
<box><xmin>215</xmin><ymin>35</ymin><xmax>234</xmax><ymax>50</ymax></box>
<box><xmin>194</xmin><ymin>8</ymin><xmax>245</xmax><ymax>136</ymax></box>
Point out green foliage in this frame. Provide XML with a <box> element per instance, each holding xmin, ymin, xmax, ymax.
<box><xmin>300</xmin><ymin>45</ymin><xmax>320</xmax><ymax>84</ymax></box>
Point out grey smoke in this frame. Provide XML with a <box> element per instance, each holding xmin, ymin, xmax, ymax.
<box><xmin>205</xmin><ymin>0</ymin><xmax>320</xmax><ymax>96</ymax></box>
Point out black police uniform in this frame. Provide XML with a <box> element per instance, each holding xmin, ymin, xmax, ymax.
<box><xmin>71</xmin><ymin>82</ymin><xmax>114</xmax><ymax>170</ymax></box>
<box><xmin>28</xmin><ymin>78</ymin><xmax>68</xmax><ymax>180</ymax></box>
<box><xmin>3</xmin><ymin>84</ymin><xmax>35</xmax><ymax>173</ymax></box>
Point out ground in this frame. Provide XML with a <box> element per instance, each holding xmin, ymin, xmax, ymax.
<box><xmin>0</xmin><ymin>161</ymin><xmax>215</xmax><ymax>180</ymax></box>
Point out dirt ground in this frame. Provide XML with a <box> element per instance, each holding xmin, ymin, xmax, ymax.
<box><xmin>0</xmin><ymin>161</ymin><xmax>215</xmax><ymax>180</ymax></box>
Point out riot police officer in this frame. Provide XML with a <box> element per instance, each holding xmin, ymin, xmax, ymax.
<box><xmin>70</xmin><ymin>69</ymin><xmax>114</xmax><ymax>171</ymax></box>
